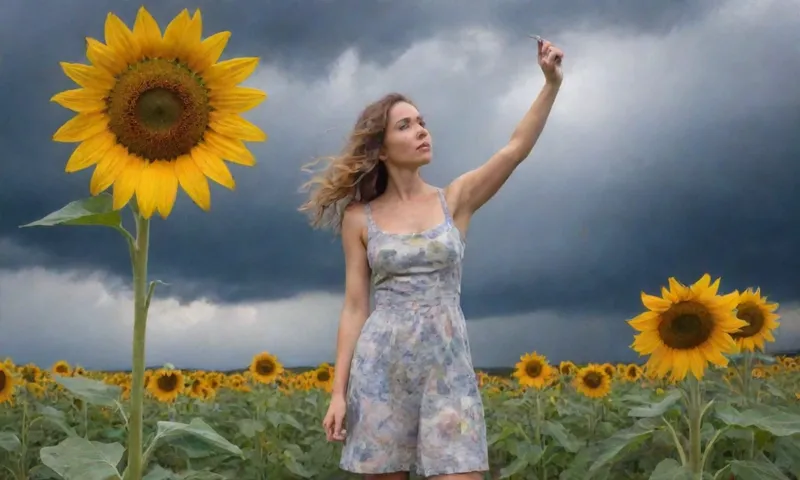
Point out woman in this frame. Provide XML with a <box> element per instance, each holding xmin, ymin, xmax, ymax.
<box><xmin>300</xmin><ymin>38</ymin><xmax>564</xmax><ymax>480</ymax></box>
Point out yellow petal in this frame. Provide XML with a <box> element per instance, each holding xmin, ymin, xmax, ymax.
<box><xmin>205</xmin><ymin>57</ymin><xmax>260</xmax><ymax>89</ymax></box>
<box><xmin>50</xmin><ymin>88</ymin><xmax>107</xmax><ymax>113</ymax></box>
<box><xmin>189</xmin><ymin>31</ymin><xmax>230</xmax><ymax>73</ymax></box>
<box><xmin>175</xmin><ymin>155</ymin><xmax>211</xmax><ymax>211</ymax></box>
<box><xmin>210</xmin><ymin>86</ymin><xmax>267</xmax><ymax>113</ymax></box>
<box><xmin>161</xmin><ymin>9</ymin><xmax>191</xmax><ymax>60</ymax></box>
<box><xmin>153</xmin><ymin>161</ymin><xmax>178</xmax><ymax>219</ymax></box>
<box><xmin>90</xmin><ymin>146</ymin><xmax>130</xmax><ymax>195</ymax></box>
<box><xmin>627</xmin><ymin>311</ymin><xmax>659</xmax><ymax>332</ymax></box>
<box><xmin>104</xmin><ymin>12</ymin><xmax>141</xmax><ymax>64</ymax></box>
<box><xmin>133</xmin><ymin>6</ymin><xmax>163</xmax><ymax>59</ymax></box>
<box><xmin>135</xmin><ymin>162</ymin><xmax>160</xmax><ymax>219</ymax></box>
<box><xmin>53</xmin><ymin>112</ymin><xmax>109</xmax><ymax>143</ymax></box>
<box><xmin>202</xmin><ymin>132</ymin><xmax>256</xmax><ymax>166</ymax></box>
<box><xmin>640</xmin><ymin>292</ymin><xmax>672</xmax><ymax>312</ymax></box>
<box><xmin>209</xmin><ymin>112</ymin><xmax>267</xmax><ymax>142</ymax></box>
<box><xmin>64</xmin><ymin>131</ymin><xmax>116</xmax><ymax>172</ymax></box>
<box><xmin>191</xmin><ymin>144</ymin><xmax>235</xmax><ymax>189</ymax></box>
<box><xmin>690</xmin><ymin>274</ymin><xmax>711</xmax><ymax>295</ymax></box>
<box><xmin>59</xmin><ymin>62</ymin><xmax>115</xmax><ymax>90</ymax></box>
<box><xmin>85</xmin><ymin>37</ymin><xmax>127</xmax><ymax>76</ymax></box>
<box><xmin>113</xmin><ymin>156</ymin><xmax>146</xmax><ymax>210</ymax></box>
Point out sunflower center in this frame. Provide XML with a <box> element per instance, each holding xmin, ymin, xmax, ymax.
<box><xmin>0</xmin><ymin>371</ymin><xmax>6</xmax><ymax>391</ymax></box>
<box><xmin>317</xmin><ymin>370</ymin><xmax>331</xmax><ymax>382</ymax></box>
<box><xmin>583</xmin><ymin>372</ymin><xmax>603</xmax><ymax>389</ymax></box>
<box><xmin>627</xmin><ymin>366</ymin><xmax>638</xmax><ymax>378</ymax></box>
<box><xmin>157</xmin><ymin>373</ymin><xmax>179</xmax><ymax>392</ymax></box>
<box><xmin>256</xmin><ymin>360</ymin><xmax>276</xmax><ymax>376</ymax></box>
<box><xmin>732</xmin><ymin>302</ymin><xmax>765</xmax><ymax>339</ymax></box>
<box><xmin>107</xmin><ymin>58</ymin><xmax>209</xmax><ymax>162</ymax></box>
<box><xmin>658</xmin><ymin>301</ymin><xmax>714</xmax><ymax>350</ymax></box>
<box><xmin>56</xmin><ymin>365</ymin><xmax>68</xmax><ymax>373</ymax></box>
<box><xmin>525</xmin><ymin>361</ymin><xmax>543</xmax><ymax>378</ymax></box>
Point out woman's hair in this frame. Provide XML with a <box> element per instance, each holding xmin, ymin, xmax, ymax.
<box><xmin>299</xmin><ymin>92</ymin><xmax>414</xmax><ymax>233</ymax></box>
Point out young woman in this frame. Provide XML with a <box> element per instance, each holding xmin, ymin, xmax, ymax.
<box><xmin>300</xmin><ymin>38</ymin><xmax>564</xmax><ymax>480</ymax></box>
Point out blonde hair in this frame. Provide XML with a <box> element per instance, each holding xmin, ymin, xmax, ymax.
<box><xmin>299</xmin><ymin>93</ymin><xmax>413</xmax><ymax>233</ymax></box>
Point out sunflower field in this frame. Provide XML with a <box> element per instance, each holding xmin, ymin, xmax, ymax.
<box><xmin>0</xmin><ymin>274</ymin><xmax>798</xmax><ymax>480</ymax></box>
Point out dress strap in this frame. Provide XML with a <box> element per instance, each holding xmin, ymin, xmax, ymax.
<box><xmin>436</xmin><ymin>188</ymin><xmax>453</xmax><ymax>226</ymax></box>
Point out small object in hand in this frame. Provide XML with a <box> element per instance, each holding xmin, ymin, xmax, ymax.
<box><xmin>528</xmin><ymin>34</ymin><xmax>543</xmax><ymax>43</ymax></box>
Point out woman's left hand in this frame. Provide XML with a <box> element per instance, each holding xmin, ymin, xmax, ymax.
<box><xmin>537</xmin><ymin>37</ymin><xmax>564</xmax><ymax>86</ymax></box>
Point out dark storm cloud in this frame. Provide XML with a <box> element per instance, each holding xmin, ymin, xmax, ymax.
<box><xmin>1</xmin><ymin>0</ymin><xmax>799</xmax><ymax>330</ymax></box>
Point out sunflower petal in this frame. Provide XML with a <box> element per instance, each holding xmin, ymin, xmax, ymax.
<box><xmin>161</xmin><ymin>9</ymin><xmax>191</xmax><ymax>60</ymax></box>
<box><xmin>191</xmin><ymin>144</ymin><xmax>236</xmax><ymax>189</ymax></box>
<box><xmin>90</xmin><ymin>146</ymin><xmax>130</xmax><ymax>195</ymax></box>
<box><xmin>153</xmin><ymin>161</ymin><xmax>178</xmax><ymax>219</ymax></box>
<box><xmin>210</xmin><ymin>86</ymin><xmax>267</xmax><ymax>113</ymax></box>
<box><xmin>175</xmin><ymin>155</ymin><xmax>211</xmax><ymax>211</ymax></box>
<box><xmin>690</xmin><ymin>274</ymin><xmax>711</xmax><ymax>295</ymax></box>
<box><xmin>135</xmin><ymin>162</ymin><xmax>160</xmax><ymax>219</ymax></box>
<box><xmin>209</xmin><ymin>112</ymin><xmax>267</xmax><ymax>142</ymax></box>
<box><xmin>53</xmin><ymin>113</ymin><xmax>109</xmax><ymax>143</ymax></box>
<box><xmin>85</xmin><ymin>37</ymin><xmax>127</xmax><ymax>76</ymax></box>
<box><xmin>205</xmin><ymin>57</ymin><xmax>260</xmax><ymax>89</ymax></box>
<box><xmin>189</xmin><ymin>31</ymin><xmax>230</xmax><ymax>73</ymax></box>
<box><xmin>133</xmin><ymin>6</ymin><xmax>163</xmax><ymax>59</ymax></box>
<box><xmin>59</xmin><ymin>62</ymin><xmax>115</xmax><ymax>90</ymax></box>
<box><xmin>64</xmin><ymin>131</ymin><xmax>116</xmax><ymax>172</ymax></box>
<box><xmin>51</xmin><ymin>88</ymin><xmax>107</xmax><ymax>113</ymax></box>
<box><xmin>104</xmin><ymin>12</ymin><xmax>141</xmax><ymax>64</ymax></box>
<box><xmin>202</xmin><ymin>132</ymin><xmax>256</xmax><ymax>166</ymax></box>
<box><xmin>627</xmin><ymin>311</ymin><xmax>659</xmax><ymax>332</ymax></box>
<box><xmin>113</xmin><ymin>156</ymin><xmax>146</xmax><ymax>210</ymax></box>
<box><xmin>641</xmin><ymin>292</ymin><xmax>672</xmax><ymax>312</ymax></box>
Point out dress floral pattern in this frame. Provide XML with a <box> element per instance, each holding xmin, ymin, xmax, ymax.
<box><xmin>340</xmin><ymin>189</ymin><xmax>489</xmax><ymax>477</ymax></box>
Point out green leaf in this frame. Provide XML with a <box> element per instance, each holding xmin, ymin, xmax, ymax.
<box><xmin>715</xmin><ymin>404</ymin><xmax>800</xmax><ymax>437</ymax></box>
<box><xmin>589</xmin><ymin>419</ymin><xmax>658</xmax><ymax>474</ymax></box>
<box><xmin>39</xmin><ymin>437</ymin><xmax>123</xmax><ymax>480</ymax></box>
<box><xmin>53</xmin><ymin>375</ymin><xmax>121</xmax><ymax>407</ymax></box>
<box><xmin>499</xmin><ymin>443</ymin><xmax>543</xmax><ymax>479</ymax></box>
<box><xmin>0</xmin><ymin>432</ymin><xmax>21</xmax><ymax>452</ymax></box>
<box><xmin>20</xmin><ymin>195</ymin><xmax>122</xmax><ymax>229</ymax></box>
<box><xmin>143</xmin><ymin>465</ymin><xmax>176</xmax><ymax>480</ymax></box>
<box><xmin>265</xmin><ymin>411</ymin><xmax>304</xmax><ymax>431</ymax></box>
<box><xmin>773</xmin><ymin>436</ymin><xmax>800</xmax><ymax>474</ymax></box>
<box><xmin>628</xmin><ymin>390</ymin><xmax>682</xmax><ymax>418</ymax></box>
<box><xmin>152</xmin><ymin>418</ymin><xmax>243</xmax><ymax>458</ymax></box>
<box><xmin>542</xmin><ymin>420</ymin><xmax>581</xmax><ymax>453</ymax></box>
<box><xmin>282</xmin><ymin>448</ymin><xmax>316</xmax><ymax>478</ymax></box>
<box><xmin>649</xmin><ymin>459</ymin><xmax>692</xmax><ymax>480</ymax></box>
<box><xmin>728</xmin><ymin>459</ymin><xmax>790</xmax><ymax>479</ymax></box>
<box><xmin>37</xmin><ymin>405</ymin><xmax>80</xmax><ymax>437</ymax></box>
<box><xmin>236</xmin><ymin>419</ymin><xmax>265</xmax><ymax>439</ymax></box>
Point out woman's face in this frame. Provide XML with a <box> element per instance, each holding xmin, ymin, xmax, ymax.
<box><xmin>381</xmin><ymin>101</ymin><xmax>431</xmax><ymax>167</ymax></box>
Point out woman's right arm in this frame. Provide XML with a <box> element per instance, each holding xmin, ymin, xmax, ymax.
<box><xmin>331</xmin><ymin>205</ymin><xmax>371</xmax><ymax>400</ymax></box>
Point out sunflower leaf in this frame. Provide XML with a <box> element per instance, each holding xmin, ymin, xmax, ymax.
<box><xmin>542</xmin><ymin>420</ymin><xmax>581</xmax><ymax>453</ymax></box>
<box><xmin>726</xmin><ymin>456</ymin><xmax>790</xmax><ymax>480</ymax></box>
<box><xmin>0</xmin><ymin>432</ymin><xmax>21</xmax><ymax>452</ymax></box>
<box><xmin>649</xmin><ymin>458</ymin><xmax>692</xmax><ymax>479</ymax></box>
<box><xmin>39</xmin><ymin>437</ymin><xmax>123</xmax><ymax>480</ymax></box>
<box><xmin>152</xmin><ymin>417</ymin><xmax>244</xmax><ymax>459</ymax></box>
<box><xmin>588</xmin><ymin>419</ymin><xmax>658</xmax><ymax>475</ymax></box>
<box><xmin>628</xmin><ymin>389</ymin><xmax>683</xmax><ymax>418</ymax></box>
<box><xmin>20</xmin><ymin>194</ymin><xmax>123</xmax><ymax>229</ymax></box>
<box><xmin>53</xmin><ymin>375</ymin><xmax>122</xmax><ymax>407</ymax></box>
<box><xmin>715</xmin><ymin>403</ymin><xmax>800</xmax><ymax>437</ymax></box>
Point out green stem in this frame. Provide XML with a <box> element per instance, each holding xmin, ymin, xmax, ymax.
<box><xmin>742</xmin><ymin>352</ymin><xmax>752</xmax><ymax>405</ymax></box>
<box><xmin>125</xmin><ymin>214</ymin><xmax>151</xmax><ymax>480</ymax></box>
<box><xmin>687</xmin><ymin>376</ymin><xmax>703</xmax><ymax>479</ymax></box>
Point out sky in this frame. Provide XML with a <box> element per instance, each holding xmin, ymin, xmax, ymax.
<box><xmin>1</xmin><ymin>0</ymin><xmax>798</xmax><ymax>371</ymax></box>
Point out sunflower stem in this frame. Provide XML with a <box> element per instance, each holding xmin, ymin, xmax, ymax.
<box><xmin>125</xmin><ymin>213</ymin><xmax>151</xmax><ymax>480</ymax></box>
<box><xmin>686</xmin><ymin>375</ymin><xmax>704</xmax><ymax>479</ymax></box>
<box><xmin>742</xmin><ymin>351</ymin><xmax>753</xmax><ymax>405</ymax></box>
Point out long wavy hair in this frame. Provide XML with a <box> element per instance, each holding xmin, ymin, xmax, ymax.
<box><xmin>299</xmin><ymin>93</ymin><xmax>414</xmax><ymax>233</ymax></box>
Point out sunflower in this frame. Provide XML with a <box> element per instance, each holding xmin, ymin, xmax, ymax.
<box><xmin>250</xmin><ymin>352</ymin><xmax>284</xmax><ymax>384</ymax></box>
<box><xmin>601</xmin><ymin>363</ymin><xmax>616</xmax><ymax>379</ymax></box>
<box><xmin>148</xmin><ymin>368</ymin><xmax>184</xmax><ymax>403</ymax></box>
<box><xmin>624</xmin><ymin>364</ymin><xmax>642</xmax><ymax>382</ymax></box>
<box><xmin>51</xmin><ymin>7</ymin><xmax>267</xmax><ymax>219</ymax></box>
<box><xmin>52</xmin><ymin>360</ymin><xmax>72</xmax><ymax>376</ymax></box>
<box><xmin>313</xmin><ymin>363</ymin><xmax>334</xmax><ymax>392</ymax></box>
<box><xmin>731</xmin><ymin>288</ymin><xmax>780</xmax><ymax>352</ymax></box>
<box><xmin>629</xmin><ymin>274</ymin><xmax>746</xmax><ymax>382</ymax></box>
<box><xmin>0</xmin><ymin>366</ymin><xmax>15</xmax><ymax>404</ymax></box>
<box><xmin>574</xmin><ymin>364</ymin><xmax>611</xmax><ymax>399</ymax></box>
<box><xmin>558</xmin><ymin>361</ymin><xmax>576</xmax><ymax>376</ymax></box>
<box><xmin>513</xmin><ymin>352</ymin><xmax>554</xmax><ymax>389</ymax></box>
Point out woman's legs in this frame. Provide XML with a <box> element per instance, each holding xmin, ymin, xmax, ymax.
<box><xmin>364</xmin><ymin>473</ymin><xmax>409</xmax><ymax>480</ymax></box>
<box><xmin>428</xmin><ymin>473</ymin><xmax>483</xmax><ymax>480</ymax></box>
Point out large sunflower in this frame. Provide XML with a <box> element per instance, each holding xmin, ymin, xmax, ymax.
<box><xmin>574</xmin><ymin>364</ymin><xmax>611</xmax><ymax>399</ymax></box>
<box><xmin>313</xmin><ymin>363</ymin><xmax>335</xmax><ymax>392</ymax></box>
<box><xmin>0</xmin><ymin>365</ymin><xmax>15</xmax><ymax>404</ymax></box>
<box><xmin>148</xmin><ymin>368</ymin><xmax>184</xmax><ymax>403</ymax></box>
<box><xmin>731</xmin><ymin>288</ymin><xmax>780</xmax><ymax>352</ymax></box>
<box><xmin>513</xmin><ymin>352</ymin><xmax>554</xmax><ymax>389</ymax></box>
<box><xmin>51</xmin><ymin>7</ymin><xmax>267</xmax><ymax>219</ymax></box>
<box><xmin>629</xmin><ymin>274</ymin><xmax>746</xmax><ymax>382</ymax></box>
<box><xmin>249</xmin><ymin>352</ymin><xmax>284</xmax><ymax>384</ymax></box>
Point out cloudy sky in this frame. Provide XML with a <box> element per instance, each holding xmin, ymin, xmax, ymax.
<box><xmin>1</xmin><ymin>0</ymin><xmax>798</xmax><ymax>371</ymax></box>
